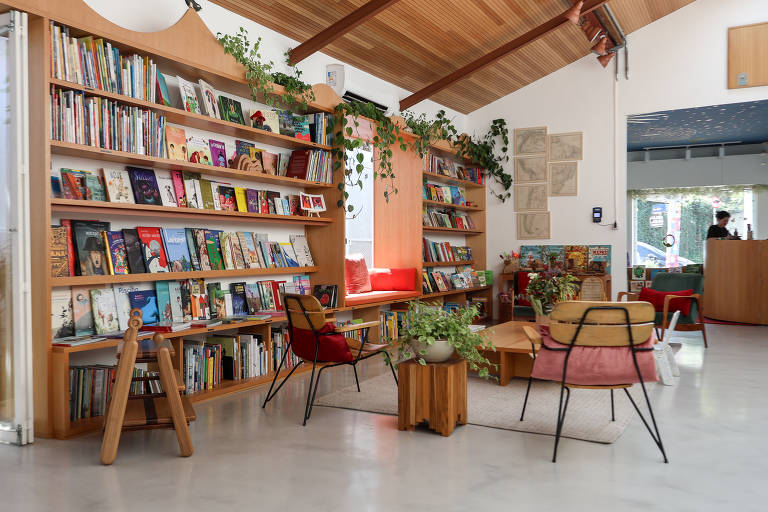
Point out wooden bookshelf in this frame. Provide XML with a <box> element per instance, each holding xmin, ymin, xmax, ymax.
<box><xmin>51</xmin><ymin>267</ymin><xmax>319</xmax><ymax>287</ymax></box>
<box><xmin>422</xmin><ymin>199</ymin><xmax>483</xmax><ymax>211</ymax></box>
<box><xmin>423</xmin><ymin>260</ymin><xmax>475</xmax><ymax>267</ymax></box>
<box><xmin>423</xmin><ymin>171</ymin><xmax>484</xmax><ymax>188</ymax></box>
<box><xmin>421</xmin><ymin>286</ymin><xmax>491</xmax><ymax>300</ymax></box>
<box><xmin>423</xmin><ymin>226</ymin><xmax>483</xmax><ymax>235</ymax></box>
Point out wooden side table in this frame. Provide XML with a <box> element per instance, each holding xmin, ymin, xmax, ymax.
<box><xmin>397</xmin><ymin>358</ymin><xmax>467</xmax><ymax>436</ymax></box>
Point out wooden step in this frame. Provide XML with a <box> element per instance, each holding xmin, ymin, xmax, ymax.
<box><xmin>123</xmin><ymin>395</ymin><xmax>196</xmax><ymax>428</ymax></box>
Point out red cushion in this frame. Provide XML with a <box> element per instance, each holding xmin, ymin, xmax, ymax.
<box><xmin>639</xmin><ymin>287</ymin><xmax>694</xmax><ymax>316</ymax></box>
<box><xmin>369</xmin><ymin>268</ymin><xmax>416</xmax><ymax>291</ymax></box>
<box><xmin>345</xmin><ymin>254</ymin><xmax>372</xmax><ymax>294</ymax></box>
<box><xmin>290</xmin><ymin>323</ymin><xmax>353</xmax><ymax>363</ymax></box>
<box><xmin>514</xmin><ymin>271</ymin><xmax>533</xmax><ymax>307</ymax></box>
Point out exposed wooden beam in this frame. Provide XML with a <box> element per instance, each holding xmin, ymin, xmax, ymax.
<box><xmin>288</xmin><ymin>0</ymin><xmax>402</xmax><ymax>65</ymax></box>
<box><xmin>399</xmin><ymin>0</ymin><xmax>609</xmax><ymax>111</ymax></box>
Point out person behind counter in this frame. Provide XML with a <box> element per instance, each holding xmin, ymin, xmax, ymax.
<box><xmin>707</xmin><ymin>210</ymin><xmax>738</xmax><ymax>239</ymax></box>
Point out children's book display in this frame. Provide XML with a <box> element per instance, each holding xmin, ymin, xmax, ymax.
<box><xmin>518</xmin><ymin>245</ymin><xmax>612</xmax><ymax>275</ymax></box>
<box><xmin>421</xmin><ymin>266</ymin><xmax>486</xmax><ymax>294</ymax></box>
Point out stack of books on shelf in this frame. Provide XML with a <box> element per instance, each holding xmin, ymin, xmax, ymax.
<box><xmin>425</xmin><ymin>153</ymin><xmax>484</xmax><ymax>185</ymax></box>
<box><xmin>271</xmin><ymin>326</ymin><xmax>299</xmax><ymax>372</ymax></box>
<box><xmin>50</xmin><ymin>221</ymin><xmax>316</xmax><ymax>278</ymax></box>
<box><xmin>52</xmin><ymin>164</ymin><xmax>324</xmax><ymax>216</ymax></box>
<box><xmin>379</xmin><ymin>310</ymin><xmax>408</xmax><ymax>342</ymax></box>
<box><xmin>183</xmin><ymin>340</ymin><xmax>222</xmax><ymax>392</ymax></box>
<box><xmin>422</xmin><ymin>207</ymin><xmax>476</xmax><ymax>230</ymax></box>
<box><xmin>423</xmin><ymin>238</ymin><xmax>473</xmax><ymax>264</ymax></box>
<box><xmin>422</xmin><ymin>266</ymin><xmax>487</xmax><ymax>294</ymax></box>
<box><xmin>68</xmin><ymin>364</ymin><xmax>115</xmax><ymax>421</ymax></box>
<box><xmin>183</xmin><ymin>333</ymin><xmax>270</xmax><ymax>392</ymax></box>
<box><xmin>423</xmin><ymin>183</ymin><xmax>467</xmax><ymax>206</ymax></box>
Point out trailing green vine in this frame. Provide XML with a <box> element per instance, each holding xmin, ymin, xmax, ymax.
<box><xmin>454</xmin><ymin>118</ymin><xmax>512</xmax><ymax>201</ymax></box>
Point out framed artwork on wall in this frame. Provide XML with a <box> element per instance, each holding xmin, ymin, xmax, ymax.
<box><xmin>514</xmin><ymin>183</ymin><xmax>549</xmax><ymax>211</ymax></box>
<box><xmin>514</xmin><ymin>155</ymin><xmax>548</xmax><ymax>183</ymax></box>
<box><xmin>549</xmin><ymin>161</ymin><xmax>578</xmax><ymax>196</ymax></box>
<box><xmin>514</xmin><ymin>126</ymin><xmax>547</xmax><ymax>155</ymax></box>
<box><xmin>517</xmin><ymin>212</ymin><xmax>551</xmax><ymax>240</ymax></box>
<box><xmin>548</xmin><ymin>132</ymin><xmax>583</xmax><ymax>161</ymax></box>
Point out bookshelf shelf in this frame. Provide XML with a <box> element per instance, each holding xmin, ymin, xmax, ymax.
<box><xmin>50</xmin><ymin>198</ymin><xmax>333</xmax><ymax>225</ymax></box>
<box><xmin>50</xmin><ymin>78</ymin><xmax>332</xmax><ymax>152</ymax></box>
<box><xmin>187</xmin><ymin>363</ymin><xmax>321</xmax><ymax>403</ymax></box>
<box><xmin>422</xmin><ymin>226</ymin><xmax>483</xmax><ymax>235</ymax></box>
<box><xmin>51</xmin><ymin>266</ymin><xmax>318</xmax><ymax>287</ymax></box>
<box><xmin>49</xmin><ymin>140</ymin><xmax>336</xmax><ymax>189</ymax></box>
<box><xmin>423</xmin><ymin>199</ymin><xmax>483</xmax><ymax>211</ymax></box>
<box><xmin>423</xmin><ymin>260</ymin><xmax>475</xmax><ymax>267</ymax></box>
<box><xmin>423</xmin><ymin>171</ymin><xmax>483</xmax><ymax>188</ymax></box>
<box><xmin>421</xmin><ymin>286</ymin><xmax>491</xmax><ymax>299</ymax></box>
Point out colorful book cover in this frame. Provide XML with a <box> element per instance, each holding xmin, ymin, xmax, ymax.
<box><xmin>278</xmin><ymin>111</ymin><xmax>295</xmax><ymax>137</ymax></box>
<box><xmin>187</xmin><ymin>135</ymin><xmax>212</xmax><ymax>165</ymax></box>
<box><xmin>587</xmin><ymin>245</ymin><xmax>611</xmax><ymax>274</ymax></box>
<box><xmin>177</xmin><ymin>76</ymin><xmax>201</xmax><ymax>114</ymax></box>
<box><xmin>193</xmin><ymin>229</ymin><xmax>212</xmax><ymax>271</ymax></box>
<box><xmin>128</xmin><ymin>290</ymin><xmax>159</xmax><ymax>325</ymax></box>
<box><xmin>90</xmin><ymin>287</ymin><xmax>119</xmax><ymax>334</ymax></box>
<box><xmin>312</xmin><ymin>284</ymin><xmax>337</xmax><ymax>309</ymax></box>
<box><xmin>230</xmin><ymin>234</ymin><xmax>246</xmax><ymax>269</ymax></box>
<box><xmin>244</xmin><ymin>284</ymin><xmax>262</xmax><ymax>314</ymax></box>
<box><xmin>156</xmin><ymin>72</ymin><xmax>172</xmax><ymax>107</ymax></box>
<box><xmin>288</xmin><ymin>195</ymin><xmax>300</xmax><ymax>215</ymax></box>
<box><xmin>229</xmin><ymin>282</ymin><xmax>248</xmax><ymax>316</ymax></box>
<box><xmin>71</xmin><ymin>286</ymin><xmax>94</xmax><ymax>336</ymax></box>
<box><xmin>103</xmin><ymin>231</ymin><xmax>129</xmax><ymax>275</ymax></box>
<box><xmin>184</xmin><ymin>228</ymin><xmax>201</xmax><ymax>271</ymax></box>
<box><xmin>206</xmin><ymin>282</ymin><xmax>221</xmax><ymax>319</ymax></box>
<box><xmin>261</xmin><ymin>152</ymin><xmax>278</xmax><ymax>174</ymax></box>
<box><xmin>156</xmin><ymin>175</ymin><xmax>178</xmax><ymax>207</ymax></box>
<box><xmin>165</xmin><ymin>125</ymin><xmax>188</xmax><ymax>162</ymax></box>
<box><xmin>234</xmin><ymin>187</ymin><xmax>248</xmax><ymax>213</ymax></box>
<box><xmin>565</xmin><ymin>245</ymin><xmax>589</xmax><ymax>273</ymax></box>
<box><xmin>50</xmin><ymin>176</ymin><xmax>62</xmax><ymax>198</ymax></box>
<box><xmin>225</xmin><ymin>98</ymin><xmax>245</xmax><ymax>125</ymax></box>
<box><xmin>112</xmin><ymin>283</ymin><xmax>151</xmax><ymax>330</ymax></box>
<box><xmin>179</xmin><ymin>279</ymin><xmax>192</xmax><ymax>322</ymax></box>
<box><xmin>155</xmin><ymin>281</ymin><xmax>173</xmax><ymax>323</ymax></box>
<box><xmin>262</xmin><ymin>110</ymin><xmax>280</xmax><ymax>133</ymax></box>
<box><xmin>189</xmin><ymin>278</ymin><xmax>209</xmax><ymax>321</ymax></box>
<box><xmin>290</xmin><ymin>234</ymin><xmax>314</xmax><ymax>267</ymax></box>
<box><xmin>168</xmin><ymin>281</ymin><xmax>184</xmax><ymax>323</ymax></box>
<box><xmin>162</xmin><ymin>228</ymin><xmax>192</xmax><ymax>272</ymax></box>
<box><xmin>279</xmin><ymin>242</ymin><xmax>300</xmax><ymax>267</ymax></box>
<box><xmin>198</xmin><ymin>79</ymin><xmax>220</xmax><ymax>119</ymax></box>
<box><xmin>199</xmin><ymin>179</ymin><xmax>215</xmax><ymax>210</ymax></box>
<box><xmin>292</xmin><ymin>115</ymin><xmax>310</xmax><ymax>141</ymax></box>
<box><xmin>71</xmin><ymin>220</ymin><xmax>110</xmax><ymax>276</ymax></box>
<box><xmin>128</xmin><ymin>167</ymin><xmax>161</xmax><ymax>205</ymax></box>
<box><xmin>237</xmin><ymin>232</ymin><xmax>260</xmax><ymax>269</ymax></box>
<box><xmin>122</xmin><ymin>228</ymin><xmax>146</xmax><ymax>274</ymax></box>
<box><xmin>544</xmin><ymin>245</ymin><xmax>566</xmax><ymax>273</ymax></box>
<box><xmin>51</xmin><ymin>288</ymin><xmax>74</xmax><ymax>339</ymax></box>
<box><xmin>170</xmin><ymin>170</ymin><xmax>187</xmax><ymax>207</ymax></box>
<box><xmin>204</xmin><ymin>230</ymin><xmax>224</xmax><ymax>270</ymax></box>
<box><xmin>235</xmin><ymin>140</ymin><xmax>255</xmax><ymax>157</ymax></box>
<box><xmin>246</xmin><ymin>189</ymin><xmax>260</xmax><ymax>213</ymax></box>
<box><xmin>84</xmin><ymin>174</ymin><xmax>106</xmax><ymax>201</ymax></box>
<box><xmin>50</xmin><ymin>226</ymin><xmax>70</xmax><ymax>277</ymax></box>
<box><xmin>60</xmin><ymin>169</ymin><xmax>88</xmax><ymax>199</ymax></box>
<box><xmin>209</xmin><ymin>139</ymin><xmax>228</xmax><ymax>167</ymax></box>
<box><xmin>219</xmin><ymin>232</ymin><xmax>240</xmax><ymax>270</ymax></box>
<box><xmin>218</xmin><ymin>185</ymin><xmax>236</xmax><ymax>211</ymax></box>
<box><xmin>519</xmin><ymin>245</ymin><xmax>543</xmax><ymax>271</ymax></box>
<box><xmin>217</xmin><ymin>96</ymin><xmax>231</xmax><ymax>123</ymax></box>
<box><xmin>183</xmin><ymin>172</ymin><xmax>203</xmax><ymax>209</ymax></box>
<box><xmin>136</xmin><ymin>226</ymin><xmax>169</xmax><ymax>273</ymax></box>
<box><xmin>631</xmin><ymin>265</ymin><xmax>646</xmax><ymax>281</ymax></box>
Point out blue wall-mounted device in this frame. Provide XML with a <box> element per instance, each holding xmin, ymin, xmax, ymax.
<box><xmin>592</xmin><ymin>207</ymin><xmax>602</xmax><ymax>223</ymax></box>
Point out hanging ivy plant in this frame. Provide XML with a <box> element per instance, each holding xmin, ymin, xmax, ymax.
<box><xmin>454</xmin><ymin>118</ymin><xmax>513</xmax><ymax>201</ymax></box>
<box><xmin>400</xmin><ymin>110</ymin><xmax>457</xmax><ymax>158</ymax></box>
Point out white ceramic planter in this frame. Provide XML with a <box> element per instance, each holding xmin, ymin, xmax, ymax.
<box><xmin>410</xmin><ymin>338</ymin><xmax>454</xmax><ymax>363</ymax></box>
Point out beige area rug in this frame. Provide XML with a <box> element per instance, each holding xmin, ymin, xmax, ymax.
<box><xmin>316</xmin><ymin>374</ymin><xmax>645</xmax><ymax>443</ymax></box>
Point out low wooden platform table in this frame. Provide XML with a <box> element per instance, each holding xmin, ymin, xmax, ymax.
<box><xmin>478</xmin><ymin>321</ymin><xmax>538</xmax><ymax>386</ymax></box>
<box><xmin>397</xmin><ymin>358</ymin><xmax>467</xmax><ymax>437</ymax></box>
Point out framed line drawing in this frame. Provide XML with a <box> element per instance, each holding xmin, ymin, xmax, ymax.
<box><xmin>514</xmin><ymin>126</ymin><xmax>547</xmax><ymax>155</ymax></box>
<box><xmin>548</xmin><ymin>132</ymin><xmax>583</xmax><ymax>161</ymax></box>
<box><xmin>517</xmin><ymin>212</ymin><xmax>551</xmax><ymax>240</ymax></box>
<box><xmin>514</xmin><ymin>155</ymin><xmax>547</xmax><ymax>183</ymax></box>
<box><xmin>549</xmin><ymin>161</ymin><xmax>578</xmax><ymax>196</ymax></box>
<box><xmin>514</xmin><ymin>183</ymin><xmax>549</xmax><ymax>211</ymax></box>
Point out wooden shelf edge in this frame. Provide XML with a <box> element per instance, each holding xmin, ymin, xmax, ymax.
<box><xmin>423</xmin><ymin>260</ymin><xmax>475</xmax><ymax>267</ymax></box>
<box><xmin>49</xmin><ymin>140</ymin><xmax>335</xmax><ymax>189</ymax></box>
<box><xmin>423</xmin><ymin>200</ymin><xmax>483</xmax><ymax>211</ymax></box>
<box><xmin>50</xmin><ymin>198</ymin><xmax>333</xmax><ymax>225</ymax></box>
<box><xmin>422</xmin><ymin>171</ymin><xmax>484</xmax><ymax>188</ymax></box>
<box><xmin>422</xmin><ymin>226</ymin><xmax>483</xmax><ymax>235</ymax></box>
<box><xmin>51</xmin><ymin>267</ymin><xmax>319</xmax><ymax>287</ymax></box>
<box><xmin>421</xmin><ymin>286</ymin><xmax>491</xmax><ymax>299</ymax></box>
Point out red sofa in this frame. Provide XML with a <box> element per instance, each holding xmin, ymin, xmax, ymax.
<box><xmin>345</xmin><ymin>256</ymin><xmax>420</xmax><ymax>306</ymax></box>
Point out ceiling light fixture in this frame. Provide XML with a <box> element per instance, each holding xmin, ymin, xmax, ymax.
<box><xmin>565</xmin><ymin>1</ymin><xmax>584</xmax><ymax>24</ymax></box>
<box><xmin>597</xmin><ymin>52</ymin><xmax>615</xmax><ymax>67</ymax></box>
<box><xmin>591</xmin><ymin>35</ymin><xmax>608</xmax><ymax>55</ymax></box>
<box><xmin>585</xmin><ymin>24</ymin><xmax>603</xmax><ymax>44</ymax></box>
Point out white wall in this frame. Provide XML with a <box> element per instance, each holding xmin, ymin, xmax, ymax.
<box><xmin>81</xmin><ymin>0</ymin><xmax>466</xmax><ymax>129</ymax></box>
<box><xmin>467</xmin><ymin>0</ymin><xmax>768</xmax><ymax>300</ymax></box>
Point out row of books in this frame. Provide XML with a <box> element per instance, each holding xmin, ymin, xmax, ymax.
<box><xmin>49</xmin><ymin>23</ymin><xmax>334</xmax><ymax>146</ymax></box>
<box><xmin>51</xmin><ymin>219</ymin><xmax>314</xmax><ymax>278</ymax></box>
<box><xmin>54</xmin><ymin>165</ymin><xmax>320</xmax><ymax>217</ymax></box>
<box><xmin>423</xmin><ymin>238</ymin><xmax>473</xmax><ymax>264</ymax></box>
<box><xmin>423</xmin><ymin>207</ymin><xmax>477</xmax><ymax>230</ymax></box>
<box><xmin>50</xmin><ymin>22</ymin><xmax>157</xmax><ymax>102</ymax></box>
<box><xmin>68</xmin><ymin>364</ymin><xmax>116</xmax><ymax>421</ymax></box>
<box><xmin>422</xmin><ymin>267</ymin><xmax>487</xmax><ymax>295</ymax></box>
<box><xmin>271</xmin><ymin>326</ymin><xmax>300</xmax><ymax>372</ymax></box>
<box><xmin>52</xmin><ymin>275</ymin><xmax>311</xmax><ymax>341</ymax></box>
<box><xmin>51</xmin><ymin>86</ymin><xmax>166</xmax><ymax>157</ymax></box>
<box><xmin>425</xmin><ymin>153</ymin><xmax>484</xmax><ymax>184</ymax></box>
<box><xmin>520</xmin><ymin>245</ymin><xmax>611</xmax><ymax>275</ymax></box>
<box><xmin>380</xmin><ymin>310</ymin><xmax>408</xmax><ymax>342</ymax></box>
<box><xmin>423</xmin><ymin>183</ymin><xmax>467</xmax><ymax>206</ymax></box>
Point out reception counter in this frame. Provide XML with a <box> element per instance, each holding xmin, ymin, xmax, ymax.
<box><xmin>704</xmin><ymin>239</ymin><xmax>768</xmax><ymax>325</ymax></box>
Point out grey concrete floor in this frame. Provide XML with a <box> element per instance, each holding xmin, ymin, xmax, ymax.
<box><xmin>1</xmin><ymin>323</ymin><xmax>767</xmax><ymax>511</ymax></box>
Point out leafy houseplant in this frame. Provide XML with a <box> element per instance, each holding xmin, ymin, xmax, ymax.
<box><xmin>526</xmin><ymin>272</ymin><xmax>580</xmax><ymax>317</ymax></box>
<box><xmin>392</xmin><ymin>301</ymin><xmax>496</xmax><ymax>378</ymax></box>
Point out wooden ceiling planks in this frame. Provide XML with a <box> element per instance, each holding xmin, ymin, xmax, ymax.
<box><xmin>209</xmin><ymin>0</ymin><xmax>696</xmax><ymax>113</ymax></box>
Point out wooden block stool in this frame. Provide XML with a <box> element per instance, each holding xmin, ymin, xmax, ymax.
<box><xmin>100</xmin><ymin>309</ymin><xmax>196</xmax><ymax>465</ymax></box>
<box><xmin>397</xmin><ymin>358</ymin><xmax>467</xmax><ymax>437</ymax></box>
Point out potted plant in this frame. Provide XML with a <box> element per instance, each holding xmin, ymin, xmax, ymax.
<box><xmin>526</xmin><ymin>272</ymin><xmax>580</xmax><ymax>324</ymax></box>
<box><xmin>391</xmin><ymin>301</ymin><xmax>496</xmax><ymax>378</ymax></box>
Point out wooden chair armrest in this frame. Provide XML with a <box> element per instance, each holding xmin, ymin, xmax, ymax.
<box><xmin>661</xmin><ymin>293</ymin><xmax>702</xmax><ymax>338</ymax></box>
<box><xmin>617</xmin><ymin>291</ymin><xmax>639</xmax><ymax>302</ymax></box>
<box><xmin>334</xmin><ymin>320</ymin><xmax>381</xmax><ymax>333</ymax></box>
<box><xmin>522</xmin><ymin>325</ymin><xmax>542</xmax><ymax>355</ymax></box>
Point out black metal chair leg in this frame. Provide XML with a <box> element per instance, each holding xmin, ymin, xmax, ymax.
<box><xmin>353</xmin><ymin>364</ymin><xmax>361</xmax><ymax>392</ymax></box>
<box><xmin>611</xmin><ymin>389</ymin><xmax>615</xmax><ymax>421</ymax></box>
<box><xmin>303</xmin><ymin>360</ymin><xmax>319</xmax><ymax>426</ymax></box>
<box><xmin>262</xmin><ymin>343</ymin><xmax>292</xmax><ymax>408</ymax></box>
<box><xmin>624</xmin><ymin>387</ymin><xmax>669</xmax><ymax>463</ymax></box>
<box><xmin>385</xmin><ymin>353</ymin><xmax>398</xmax><ymax>385</ymax></box>
<box><xmin>262</xmin><ymin>359</ymin><xmax>303</xmax><ymax>408</ymax></box>
<box><xmin>306</xmin><ymin>365</ymin><xmax>332</xmax><ymax>421</ymax></box>
<box><xmin>552</xmin><ymin>385</ymin><xmax>571</xmax><ymax>463</ymax></box>
<box><xmin>520</xmin><ymin>377</ymin><xmax>533</xmax><ymax>421</ymax></box>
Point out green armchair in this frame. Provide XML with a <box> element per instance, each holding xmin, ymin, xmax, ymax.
<box><xmin>618</xmin><ymin>272</ymin><xmax>707</xmax><ymax>347</ymax></box>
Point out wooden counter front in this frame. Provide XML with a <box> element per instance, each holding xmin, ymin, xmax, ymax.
<box><xmin>704</xmin><ymin>240</ymin><xmax>768</xmax><ymax>325</ymax></box>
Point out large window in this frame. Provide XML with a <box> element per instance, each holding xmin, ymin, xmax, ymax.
<box><xmin>344</xmin><ymin>144</ymin><xmax>374</xmax><ymax>264</ymax></box>
<box><xmin>630</xmin><ymin>186</ymin><xmax>753</xmax><ymax>266</ymax></box>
